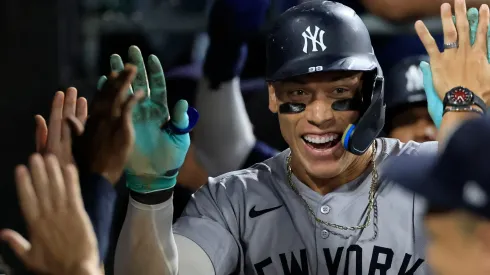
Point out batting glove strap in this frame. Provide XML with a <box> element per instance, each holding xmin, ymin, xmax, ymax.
<box><xmin>126</xmin><ymin>172</ymin><xmax>177</xmax><ymax>194</ymax></box>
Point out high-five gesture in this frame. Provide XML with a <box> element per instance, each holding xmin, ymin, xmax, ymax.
<box><xmin>73</xmin><ymin>65</ymin><xmax>144</xmax><ymax>185</ymax></box>
<box><xmin>0</xmin><ymin>155</ymin><xmax>100</xmax><ymax>275</ymax></box>
<box><xmin>98</xmin><ymin>46</ymin><xmax>198</xmax><ymax>193</ymax></box>
<box><xmin>416</xmin><ymin>0</ymin><xmax>490</xmax><ymax>105</ymax></box>
<box><xmin>35</xmin><ymin>88</ymin><xmax>87</xmax><ymax>166</ymax></box>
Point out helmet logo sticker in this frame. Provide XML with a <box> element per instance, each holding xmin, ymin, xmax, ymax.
<box><xmin>405</xmin><ymin>65</ymin><xmax>424</xmax><ymax>92</ymax></box>
<box><xmin>302</xmin><ymin>26</ymin><xmax>327</xmax><ymax>53</ymax></box>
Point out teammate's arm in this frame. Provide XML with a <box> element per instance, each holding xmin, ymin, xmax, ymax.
<box><xmin>415</xmin><ymin>1</ymin><xmax>490</xmax><ymax>147</ymax></box>
<box><xmin>114</xmin><ymin>191</ymin><xmax>215</xmax><ymax>275</ymax></box>
<box><xmin>193</xmin><ymin>0</ymin><xmax>270</xmax><ymax>175</ymax></box>
<box><xmin>361</xmin><ymin>0</ymin><xmax>488</xmax><ymax>21</ymax></box>
<box><xmin>115</xmin><ymin>183</ymin><xmax>240</xmax><ymax>275</ymax></box>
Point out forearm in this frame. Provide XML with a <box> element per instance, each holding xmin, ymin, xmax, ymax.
<box><xmin>80</xmin><ymin>174</ymin><xmax>117</xmax><ymax>262</ymax></box>
<box><xmin>193</xmin><ymin>78</ymin><xmax>256</xmax><ymax>176</ymax></box>
<box><xmin>362</xmin><ymin>0</ymin><xmax>489</xmax><ymax>21</ymax></box>
<box><xmin>437</xmin><ymin>111</ymin><xmax>481</xmax><ymax>149</ymax></box>
<box><xmin>114</xmin><ymin>190</ymin><xmax>178</xmax><ymax>275</ymax></box>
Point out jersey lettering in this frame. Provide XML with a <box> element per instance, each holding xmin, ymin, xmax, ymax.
<box><xmin>302</xmin><ymin>26</ymin><xmax>327</xmax><ymax>53</ymax></box>
<box><xmin>253</xmin><ymin>245</ymin><xmax>425</xmax><ymax>274</ymax></box>
<box><xmin>279</xmin><ymin>249</ymin><xmax>309</xmax><ymax>275</ymax></box>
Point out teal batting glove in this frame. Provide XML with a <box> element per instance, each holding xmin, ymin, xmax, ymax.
<box><xmin>98</xmin><ymin>46</ymin><xmax>199</xmax><ymax>193</ymax></box>
<box><xmin>421</xmin><ymin>8</ymin><xmax>480</xmax><ymax>128</ymax></box>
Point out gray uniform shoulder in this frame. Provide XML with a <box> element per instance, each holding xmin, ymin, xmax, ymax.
<box><xmin>382</xmin><ymin>137</ymin><xmax>438</xmax><ymax>157</ymax></box>
<box><xmin>205</xmin><ymin>149</ymin><xmax>289</xmax><ymax>193</ymax></box>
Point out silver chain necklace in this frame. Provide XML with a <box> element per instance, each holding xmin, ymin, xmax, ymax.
<box><xmin>286</xmin><ymin>139</ymin><xmax>384</xmax><ymax>241</ymax></box>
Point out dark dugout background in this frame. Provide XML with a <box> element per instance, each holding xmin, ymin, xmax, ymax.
<box><xmin>0</xmin><ymin>0</ymin><xmax>284</xmax><ymax>274</ymax></box>
<box><xmin>0</xmin><ymin>0</ymin><xmax>86</xmax><ymax>273</ymax></box>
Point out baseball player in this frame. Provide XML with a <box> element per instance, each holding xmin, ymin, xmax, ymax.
<box><xmin>114</xmin><ymin>0</ymin><xmax>490</xmax><ymax>274</ymax></box>
<box><xmin>384</xmin><ymin>56</ymin><xmax>437</xmax><ymax>143</ymax></box>
<box><xmin>383</xmin><ymin>116</ymin><xmax>490</xmax><ymax>275</ymax></box>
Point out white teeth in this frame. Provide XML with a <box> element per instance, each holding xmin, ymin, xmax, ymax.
<box><xmin>303</xmin><ymin>134</ymin><xmax>338</xmax><ymax>144</ymax></box>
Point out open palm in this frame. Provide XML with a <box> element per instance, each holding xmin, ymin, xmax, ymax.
<box><xmin>98</xmin><ymin>46</ymin><xmax>198</xmax><ymax>192</ymax></box>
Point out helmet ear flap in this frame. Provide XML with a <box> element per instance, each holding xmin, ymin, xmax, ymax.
<box><xmin>343</xmin><ymin>75</ymin><xmax>385</xmax><ymax>155</ymax></box>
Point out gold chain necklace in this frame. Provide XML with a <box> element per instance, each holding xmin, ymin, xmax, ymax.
<box><xmin>286</xmin><ymin>142</ymin><xmax>379</xmax><ymax>231</ymax></box>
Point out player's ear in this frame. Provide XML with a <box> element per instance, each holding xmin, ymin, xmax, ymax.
<box><xmin>268</xmin><ymin>83</ymin><xmax>278</xmax><ymax>113</ymax></box>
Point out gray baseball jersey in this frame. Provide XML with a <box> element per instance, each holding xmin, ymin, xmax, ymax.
<box><xmin>174</xmin><ymin>138</ymin><xmax>437</xmax><ymax>275</ymax></box>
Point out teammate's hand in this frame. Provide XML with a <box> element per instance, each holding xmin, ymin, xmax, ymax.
<box><xmin>72</xmin><ymin>65</ymin><xmax>144</xmax><ymax>185</ymax></box>
<box><xmin>417</xmin><ymin>1</ymin><xmax>490</xmax><ymax>122</ymax></box>
<box><xmin>0</xmin><ymin>154</ymin><xmax>100</xmax><ymax>275</ymax></box>
<box><xmin>420</xmin><ymin>7</ymin><xmax>486</xmax><ymax>128</ymax></box>
<box><xmin>100</xmin><ymin>46</ymin><xmax>198</xmax><ymax>193</ymax></box>
<box><xmin>35</xmin><ymin>88</ymin><xmax>87</xmax><ymax>165</ymax></box>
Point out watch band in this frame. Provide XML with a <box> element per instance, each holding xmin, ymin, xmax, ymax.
<box><xmin>442</xmin><ymin>106</ymin><xmax>484</xmax><ymax>116</ymax></box>
<box><xmin>443</xmin><ymin>86</ymin><xmax>487</xmax><ymax>113</ymax></box>
<box><xmin>471</xmin><ymin>93</ymin><xmax>487</xmax><ymax>113</ymax></box>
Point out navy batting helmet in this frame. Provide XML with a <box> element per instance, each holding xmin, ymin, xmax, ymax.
<box><xmin>385</xmin><ymin>55</ymin><xmax>429</xmax><ymax>113</ymax></box>
<box><xmin>265</xmin><ymin>0</ymin><xmax>385</xmax><ymax>155</ymax></box>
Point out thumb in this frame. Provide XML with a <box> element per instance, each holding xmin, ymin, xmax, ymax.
<box><xmin>171</xmin><ymin>100</ymin><xmax>189</xmax><ymax>129</ymax></box>
<box><xmin>34</xmin><ymin>115</ymin><xmax>48</xmax><ymax>153</ymax></box>
<box><xmin>0</xmin><ymin>229</ymin><xmax>31</xmax><ymax>264</ymax></box>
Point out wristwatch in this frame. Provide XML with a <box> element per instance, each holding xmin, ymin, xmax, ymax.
<box><xmin>443</xmin><ymin>86</ymin><xmax>487</xmax><ymax>113</ymax></box>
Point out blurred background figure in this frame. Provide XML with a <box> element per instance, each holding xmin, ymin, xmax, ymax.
<box><xmin>383</xmin><ymin>56</ymin><xmax>437</xmax><ymax>143</ymax></box>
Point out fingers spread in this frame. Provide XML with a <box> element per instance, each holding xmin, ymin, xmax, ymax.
<box><xmin>29</xmin><ymin>154</ymin><xmax>51</xmax><ymax>214</ymax></box>
<box><xmin>475</xmin><ymin>4</ymin><xmax>490</xmax><ymax>52</ymax></box>
<box><xmin>467</xmin><ymin>7</ymin><xmax>479</xmax><ymax>45</ymax></box>
<box><xmin>112</xmin><ymin>65</ymin><xmax>137</xmax><ymax>117</ymax></box>
<box><xmin>0</xmin><ymin>229</ymin><xmax>31</xmax><ymax>265</ymax></box>
<box><xmin>47</xmin><ymin>92</ymin><xmax>64</xmax><ymax>151</ymax></box>
<box><xmin>171</xmin><ymin>99</ymin><xmax>189</xmax><ymax>129</ymax></box>
<box><xmin>97</xmin><ymin>76</ymin><xmax>108</xmax><ymax>91</ymax></box>
<box><xmin>110</xmin><ymin>54</ymin><xmax>125</xmax><ymax>73</ymax></box>
<box><xmin>441</xmin><ymin>3</ymin><xmax>458</xmax><ymax>45</ymax></box>
<box><xmin>35</xmin><ymin>115</ymin><xmax>48</xmax><ymax>153</ymax></box>
<box><xmin>76</xmin><ymin>97</ymin><xmax>88</xmax><ymax>124</ymax></box>
<box><xmin>415</xmin><ymin>20</ymin><xmax>441</xmax><ymax>58</ymax></box>
<box><xmin>148</xmin><ymin>55</ymin><xmax>169</xmax><ymax>118</ymax></box>
<box><xmin>128</xmin><ymin>46</ymin><xmax>150</xmax><ymax>98</ymax></box>
<box><xmin>455</xmin><ymin>0</ymin><xmax>470</xmax><ymax>47</ymax></box>
<box><xmin>44</xmin><ymin>155</ymin><xmax>66</xmax><ymax>210</ymax></box>
<box><xmin>15</xmin><ymin>165</ymin><xmax>39</xmax><ymax>224</ymax></box>
<box><xmin>63</xmin><ymin>87</ymin><xmax>78</xmax><ymax>119</ymax></box>
<box><xmin>63</xmin><ymin>164</ymin><xmax>82</xmax><ymax>210</ymax></box>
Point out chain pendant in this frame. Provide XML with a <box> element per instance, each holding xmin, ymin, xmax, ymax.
<box><xmin>286</xmin><ymin>141</ymin><xmax>379</xmax><ymax>232</ymax></box>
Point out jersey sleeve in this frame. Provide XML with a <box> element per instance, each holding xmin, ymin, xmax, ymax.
<box><xmin>173</xmin><ymin>174</ymin><xmax>245</xmax><ymax>275</ymax></box>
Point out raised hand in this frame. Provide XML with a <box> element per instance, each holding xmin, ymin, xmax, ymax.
<box><xmin>0</xmin><ymin>155</ymin><xmax>100</xmax><ymax>275</ymax></box>
<box><xmin>72</xmin><ymin>65</ymin><xmax>144</xmax><ymax>185</ymax></box>
<box><xmin>98</xmin><ymin>46</ymin><xmax>198</xmax><ymax>193</ymax></box>
<box><xmin>419</xmin><ymin>3</ymin><xmax>490</xmax><ymax>127</ymax></box>
<box><xmin>35</xmin><ymin>88</ymin><xmax>87</xmax><ymax>165</ymax></box>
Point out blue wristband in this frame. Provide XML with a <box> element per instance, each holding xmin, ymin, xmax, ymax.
<box><xmin>126</xmin><ymin>173</ymin><xmax>177</xmax><ymax>194</ymax></box>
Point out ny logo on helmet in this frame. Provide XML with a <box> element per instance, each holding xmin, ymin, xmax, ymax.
<box><xmin>302</xmin><ymin>26</ymin><xmax>327</xmax><ymax>53</ymax></box>
<box><xmin>405</xmin><ymin>65</ymin><xmax>424</xmax><ymax>92</ymax></box>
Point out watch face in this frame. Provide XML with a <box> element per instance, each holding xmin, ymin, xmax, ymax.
<box><xmin>448</xmin><ymin>88</ymin><xmax>473</xmax><ymax>105</ymax></box>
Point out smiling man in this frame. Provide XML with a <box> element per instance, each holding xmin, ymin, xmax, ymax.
<box><xmin>114</xmin><ymin>0</ymin><xmax>488</xmax><ymax>274</ymax></box>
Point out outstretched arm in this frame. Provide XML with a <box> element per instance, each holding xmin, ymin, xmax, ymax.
<box><xmin>110</xmin><ymin>47</ymin><xmax>239</xmax><ymax>274</ymax></box>
<box><xmin>193</xmin><ymin>0</ymin><xmax>271</xmax><ymax>176</ymax></box>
